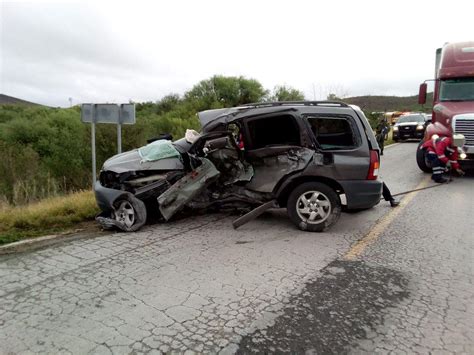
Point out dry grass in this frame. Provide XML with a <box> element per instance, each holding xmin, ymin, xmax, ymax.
<box><xmin>385</xmin><ymin>128</ymin><xmax>395</xmax><ymax>146</ymax></box>
<box><xmin>0</xmin><ymin>191</ymin><xmax>99</xmax><ymax>245</ymax></box>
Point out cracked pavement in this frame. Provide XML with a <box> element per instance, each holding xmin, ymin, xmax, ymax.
<box><xmin>1</xmin><ymin>142</ymin><xmax>473</xmax><ymax>354</ymax></box>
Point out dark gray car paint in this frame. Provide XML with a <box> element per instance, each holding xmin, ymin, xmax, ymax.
<box><xmin>198</xmin><ymin>108</ymin><xmax>240</xmax><ymax>128</ymax></box>
<box><xmin>94</xmin><ymin>181</ymin><xmax>128</xmax><ymax>211</ymax></box>
<box><xmin>338</xmin><ymin>180</ymin><xmax>382</xmax><ymax>209</ymax></box>
<box><xmin>245</xmin><ymin>148</ymin><xmax>315</xmax><ymax>193</ymax></box>
<box><xmin>157</xmin><ymin>158</ymin><xmax>220</xmax><ymax>221</ymax></box>
<box><xmin>221</xmin><ymin>106</ymin><xmax>379</xmax><ymax>199</ymax></box>
<box><xmin>200</xmin><ymin>106</ymin><xmax>298</xmax><ymax>133</ymax></box>
<box><xmin>200</xmin><ymin>104</ymin><xmax>381</xmax><ymax>208</ymax></box>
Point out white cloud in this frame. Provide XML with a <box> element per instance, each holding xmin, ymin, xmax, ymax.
<box><xmin>1</xmin><ymin>0</ymin><xmax>473</xmax><ymax>106</ymax></box>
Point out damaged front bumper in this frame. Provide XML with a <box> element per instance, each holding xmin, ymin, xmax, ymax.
<box><xmin>94</xmin><ymin>182</ymin><xmax>148</xmax><ymax>232</ymax></box>
<box><xmin>94</xmin><ymin>180</ymin><xmax>127</xmax><ymax>212</ymax></box>
<box><xmin>93</xmin><ymin>158</ymin><xmax>221</xmax><ymax>231</ymax></box>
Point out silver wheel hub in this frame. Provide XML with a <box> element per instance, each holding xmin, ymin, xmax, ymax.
<box><xmin>114</xmin><ymin>201</ymin><xmax>135</xmax><ymax>228</ymax></box>
<box><xmin>296</xmin><ymin>190</ymin><xmax>331</xmax><ymax>224</ymax></box>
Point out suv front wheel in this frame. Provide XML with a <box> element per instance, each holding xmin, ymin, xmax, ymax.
<box><xmin>287</xmin><ymin>182</ymin><xmax>341</xmax><ymax>232</ymax></box>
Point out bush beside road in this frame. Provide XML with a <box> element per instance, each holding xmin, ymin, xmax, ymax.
<box><xmin>0</xmin><ymin>190</ymin><xmax>99</xmax><ymax>245</ymax></box>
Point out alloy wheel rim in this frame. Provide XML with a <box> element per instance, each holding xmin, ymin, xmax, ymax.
<box><xmin>115</xmin><ymin>201</ymin><xmax>135</xmax><ymax>228</ymax></box>
<box><xmin>296</xmin><ymin>190</ymin><xmax>331</xmax><ymax>224</ymax></box>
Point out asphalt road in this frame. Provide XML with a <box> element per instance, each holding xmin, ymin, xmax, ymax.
<box><xmin>1</xmin><ymin>142</ymin><xmax>473</xmax><ymax>354</ymax></box>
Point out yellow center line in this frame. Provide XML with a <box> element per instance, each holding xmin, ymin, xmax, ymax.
<box><xmin>343</xmin><ymin>175</ymin><xmax>431</xmax><ymax>261</ymax></box>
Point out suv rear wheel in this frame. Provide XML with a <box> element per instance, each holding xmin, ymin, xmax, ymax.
<box><xmin>287</xmin><ymin>182</ymin><xmax>341</xmax><ymax>232</ymax></box>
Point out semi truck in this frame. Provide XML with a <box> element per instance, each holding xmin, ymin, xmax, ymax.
<box><xmin>417</xmin><ymin>41</ymin><xmax>474</xmax><ymax>172</ymax></box>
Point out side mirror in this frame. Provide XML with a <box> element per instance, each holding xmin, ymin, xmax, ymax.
<box><xmin>418</xmin><ymin>83</ymin><xmax>427</xmax><ymax>105</ymax></box>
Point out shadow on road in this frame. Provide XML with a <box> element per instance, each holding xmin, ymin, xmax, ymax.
<box><xmin>236</xmin><ymin>259</ymin><xmax>410</xmax><ymax>354</ymax></box>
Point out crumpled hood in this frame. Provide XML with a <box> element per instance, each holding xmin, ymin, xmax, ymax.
<box><xmin>102</xmin><ymin>149</ymin><xmax>183</xmax><ymax>173</ymax></box>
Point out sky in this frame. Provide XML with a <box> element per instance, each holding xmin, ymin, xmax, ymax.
<box><xmin>1</xmin><ymin>0</ymin><xmax>473</xmax><ymax>107</ymax></box>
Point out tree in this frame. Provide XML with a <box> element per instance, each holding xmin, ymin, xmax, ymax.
<box><xmin>156</xmin><ymin>94</ymin><xmax>181</xmax><ymax>114</ymax></box>
<box><xmin>325</xmin><ymin>84</ymin><xmax>349</xmax><ymax>101</ymax></box>
<box><xmin>270</xmin><ymin>85</ymin><xmax>305</xmax><ymax>101</ymax></box>
<box><xmin>327</xmin><ymin>93</ymin><xmax>341</xmax><ymax>101</ymax></box>
<box><xmin>184</xmin><ymin>75</ymin><xmax>268</xmax><ymax>110</ymax></box>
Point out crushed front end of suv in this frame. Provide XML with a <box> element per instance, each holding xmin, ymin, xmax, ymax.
<box><xmin>94</xmin><ymin>101</ymin><xmax>383</xmax><ymax>233</ymax></box>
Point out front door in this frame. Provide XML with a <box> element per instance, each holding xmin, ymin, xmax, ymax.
<box><xmin>241</xmin><ymin>113</ymin><xmax>314</xmax><ymax>193</ymax></box>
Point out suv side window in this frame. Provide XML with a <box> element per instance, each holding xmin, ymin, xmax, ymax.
<box><xmin>306</xmin><ymin>115</ymin><xmax>359</xmax><ymax>150</ymax></box>
<box><xmin>245</xmin><ymin>114</ymin><xmax>300</xmax><ymax>150</ymax></box>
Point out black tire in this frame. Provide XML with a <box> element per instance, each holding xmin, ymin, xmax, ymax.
<box><xmin>112</xmin><ymin>194</ymin><xmax>147</xmax><ymax>232</ymax></box>
<box><xmin>287</xmin><ymin>182</ymin><xmax>341</xmax><ymax>232</ymax></box>
<box><xmin>416</xmin><ymin>141</ymin><xmax>432</xmax><ymax>173</ymax></box>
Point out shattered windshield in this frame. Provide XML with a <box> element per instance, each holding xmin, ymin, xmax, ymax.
<box><xmin>439</xmin><ymin>78</ymin><xmax>474</xmax><ymax>101</ymax></box>
<box><xmin>138</xmin><ymin>139</ymin><xmax>181</xmax><ymax>162</ymax></box>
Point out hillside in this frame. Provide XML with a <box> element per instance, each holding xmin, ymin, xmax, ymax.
<box><xmin>0</xmin><ymin>94</ymin><xmax>42</xmax><ymax>106</ymax></box>
<box><xmin>344</xmin><ymin>93</ymin><xmax>434</xmax><ymax>113</ymax></box>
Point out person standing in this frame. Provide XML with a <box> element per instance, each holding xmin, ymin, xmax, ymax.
<box><xmin>376</xmin><ymin>115</ymin><xmax>390</xmax><ymax>155</ymax></box>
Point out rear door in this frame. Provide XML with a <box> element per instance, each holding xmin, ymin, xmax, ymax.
<box><xmin>301</xmin><ymin>112</ymin><xmax>370</xmax><ymax>180</ymax></box>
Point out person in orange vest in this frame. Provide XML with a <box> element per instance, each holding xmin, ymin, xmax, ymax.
<box><xmin>421</xmin><ymin>134</ymin><xmax>465</xmax><ymax>183</ymax></box>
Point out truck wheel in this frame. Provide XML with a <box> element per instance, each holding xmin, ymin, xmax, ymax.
<box><xmin>416</xmin><ymin>141</ymin><xmax>432</xmax><ymax>173</ymax></box>
<box><xmin>287</xmin><ymin>182</ymin><xmax>341</xmax><ymax>232</ymax></box>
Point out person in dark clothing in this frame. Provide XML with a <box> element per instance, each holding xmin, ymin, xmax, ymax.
<box><xmin>376</xmin><ymin>116</ymin><xmax>390</xmax><ymax>155</ymax></box>
<box><xmin>382</xmin><ymin>182</ymin><xmax>399</xmax><ymax>207</ymax></box>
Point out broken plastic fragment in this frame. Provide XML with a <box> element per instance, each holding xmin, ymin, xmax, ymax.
<box><xmin>185</xmin><ymin>129</ymin><xmax>201</xmax><ymax>143</ymax></box>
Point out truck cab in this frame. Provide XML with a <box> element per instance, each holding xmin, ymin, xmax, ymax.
<box><xmin>417</xmin><ymin>41</ymin><xmax>474</xmax><ymax>171</ymax></box>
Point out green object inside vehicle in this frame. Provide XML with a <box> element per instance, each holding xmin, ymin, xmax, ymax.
<box><xmin>138</xmin><ymin>140</ymin><xmax>181</xmax><ymax>162</ymax></box>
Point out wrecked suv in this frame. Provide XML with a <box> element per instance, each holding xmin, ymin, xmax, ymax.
<box><xmin>94</xmin><ymin>101</ymin><xmax>382</xmax><ymax>233</ymax></box>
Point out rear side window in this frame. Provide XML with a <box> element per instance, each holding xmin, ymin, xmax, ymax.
<box><xmin>306</xmin><ymin>116</ymin><xmax>358</xmax><ymax>150</ymax></box>
<box><xmin>246</xmin><ymin>114</ymin><xmax>300</xmax><ymax>150</ymax></box>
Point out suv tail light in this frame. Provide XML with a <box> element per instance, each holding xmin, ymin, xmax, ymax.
<box><xmin>367</xmin><ymin>150</ymin><xmax>379</xmax><ymax>180</ymax></box>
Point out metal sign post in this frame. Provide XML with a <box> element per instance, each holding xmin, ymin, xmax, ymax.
<box><xmin>117</xmin><ymin>123</ymin><xmax>122</xmax><ymax>154</ymax></box>
<box><xmin>91</xmin><ymin>122</ymin><xmax>96</xmax><ymax>187</ymax></box>
<box><xmin>81</xmin><ymin>104</ymin><xmax>135</xmax><ymax>188</ymax></box>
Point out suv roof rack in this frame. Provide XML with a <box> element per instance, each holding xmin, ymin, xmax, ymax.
<box><xmin>236</xmin><ymin>101</ymin><xmax>349</xmax><ymax>109</ymax></box>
